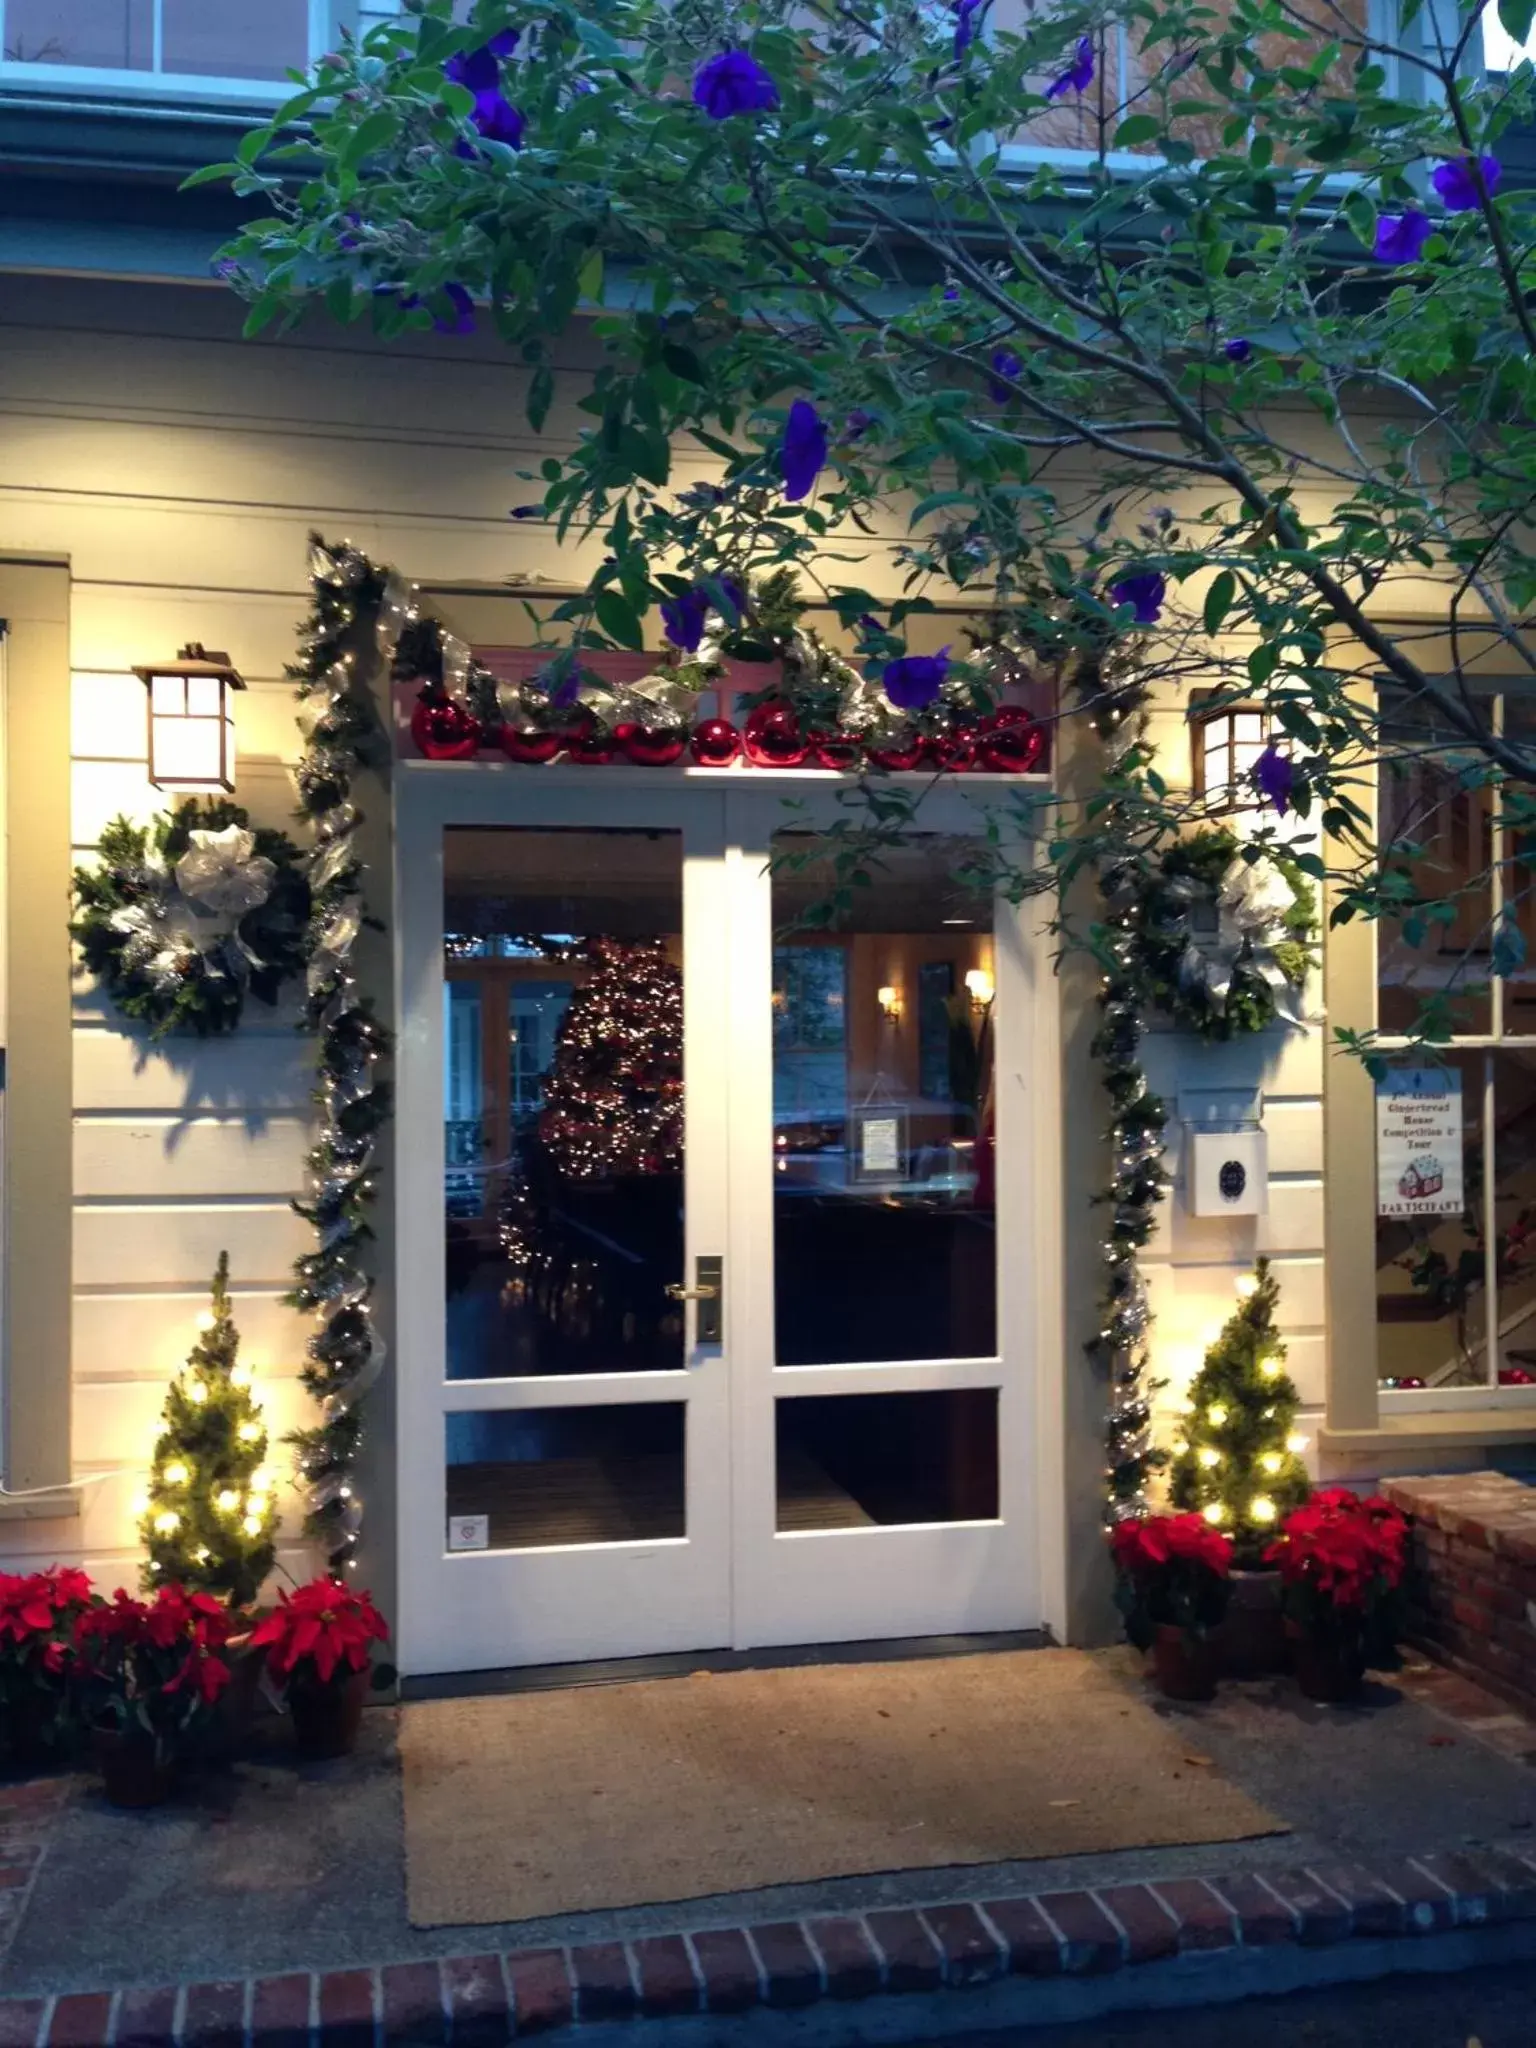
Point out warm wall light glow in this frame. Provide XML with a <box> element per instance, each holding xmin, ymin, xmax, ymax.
<box><xmin>964</xmin><ymin>966</ymin><xmax>995</xmax><ymax>1008</ymax></box>
<box><xmin>877</xmin><ymin>984</ymin><xmax>903</xmax><ymax>1022</ymax></box>
<box><xmin>134</xmin><ymin>644</ymin><xmax>245</xmax><ymax>794</ymax></box>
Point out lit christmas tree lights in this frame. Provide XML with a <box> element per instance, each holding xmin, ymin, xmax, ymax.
<box><xmin>139</xmin><ymin>1253</ymin><xmax>278</xmax><ymax>1607</ymax></box>
<box><xmin>1168</xmin><ymin>1258</ymin><xmax>1310</xmax><ymax>1561</ymax></box>
<box><xmin>537</xmin><ymin>937</ymin><xmax>683</xmax><ymax>1180</ymax></box>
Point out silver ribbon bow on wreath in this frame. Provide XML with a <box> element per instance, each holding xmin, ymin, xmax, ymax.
<box><xmin>174</xmin><ymin>825</ymin><xmax>277</xmax><ymax>919</ymax></box>
<box><xmin>1176</xmin><ymin>852</ymin><xmax>1306</xmax><ymax>1022</ymax></box>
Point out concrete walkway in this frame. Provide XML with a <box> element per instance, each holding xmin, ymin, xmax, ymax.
<box><xmin>1</xmin><ymin>1649</ymin><xmax>1534</xmax><ymax>2001</ymax></box>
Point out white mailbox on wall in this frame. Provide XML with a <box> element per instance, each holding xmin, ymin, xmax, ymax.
<box><xmin>1181</xmin><ymin>1087</ymin><xmax>1268</xmax><ymax>1216</ymax></box>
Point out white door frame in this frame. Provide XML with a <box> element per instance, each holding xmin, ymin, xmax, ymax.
<box><xmin>393</xmin><ymin>763</ymin><xmax>1066</xmax><ymax>1677</ymax></box>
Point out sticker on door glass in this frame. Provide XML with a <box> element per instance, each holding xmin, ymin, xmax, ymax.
<box><xmin>1376</xmin><ymin>1068</ymin><xmax>1464</xmax><ymax>1218</ymax></box>
<box><xmin>447</xmin><ymin>1513</ymin><xmax>490</xmax><ymax>1551</ymax></box>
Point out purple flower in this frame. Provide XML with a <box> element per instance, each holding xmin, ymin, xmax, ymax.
<box><xmin>661</xmin><ymin>589</ymin><xmax>710</xmax><ymax>651</ymax></box>
<box><xmin>511</xmin><ymin>504</ymin><xmax>543</xmax><ymax>520</ymax></box>
<box><xmin>543</xmin><ymin>665</ymin><xmax>582</xmax><ymax>711</ymax></box>
<box><xmin>953</xmin><ymin>0</ymin><xmax>985</xmax><ymax>58</ymax></box>
<box><xmin>1432</xmin><ymin>154</ymin><xmax>1500</xmax><ymax>212</ymax></box>
<box><xmin>1108</xmin><ymin>571</ymin><xmax>1166</xmax><ymax>624</ymax></box>
<box><xmin>1046</xmin><ymin>34</ymin><xmax>1094</xmax><ymax>99</ymax></box>
<box><xmin>470</xmin><ymin>89</ymin><xmax>525</xmax><ymax>147</ymax></box>
<box><xmin>1374</xmin><ymin>209</ymin><xmax>1433</xmax><ymax>264</ymax></box>
<box><xmin>692</xmin><ymin>50</ymin><xmax>780</xmax><ymax>119</ymax></box>
<box><xmin>780</xmin><ymin>399</ymin><xmax>828</xmax><ymax>502</ymax></box>
<box><xmin>989</xmin><ymin>346</ymin><xmax>1022</xmax><ymax>401</ymax></box>
<box><xmin>943</xmin><ymin>284</ymin><xmax>961</xmax><ymax>303</ymax></box>
<box><xmin>842</xmin><ymin>407</ymin><xmax>876</xmax><ymax>441</ymax></box>
<box><xmin>713</xmin><ymin>575</ymin><xmax>747</xmax><ymax>621</ymax></box>
<box><xmin>858</xmin><ymin>613</ymin><xmax>885</xmax><ymax>636</ymax></box>
<box><xmin>1252</xmin><ymin>744</ymin><xmax>1294</xmax><ymax>815</ymax></box>
<box><xmin>444</xmin><ymin>28</ymin><xmax>519</xmax><ymax>95</ymax></box>
<box><xmin>883</xmin><ymin>646</ymin><xmax>951</xmax><ymax>711</ymax></box>
<box><xmin>1223</xmin><ymin>337</ymin><xmax>1252</xmax><ymax>362</ymax></box>
<box><xmin>432</xmin><ymin>283</ymin><xmax>476</xmax><ymax>335</ymax></box>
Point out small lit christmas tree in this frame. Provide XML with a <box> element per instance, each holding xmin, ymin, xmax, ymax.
<box><xmin>538</xmin><ymin>937</ymin><xmax>683</xmax><ymax>1179</ymax></box>
<box><xmin>1167</xmin><ymin>1257</ymin><xmax>1310</xmax><ymax>1563</ymax></box>
<box><xmin>140</xmin><ymin>1253</ymin><xmax>278</xmax><ymax>1607</ymax></box>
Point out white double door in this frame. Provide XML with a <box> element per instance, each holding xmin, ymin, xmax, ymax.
<box><xmin>396</xmin><ymin>771</ymin><xmax>1048</xmax><ymax>1678</ymax></box>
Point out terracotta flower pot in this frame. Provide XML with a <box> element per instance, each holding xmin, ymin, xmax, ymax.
<box><xmin>1151</xmin><ymin>1623</ymin><xmax>1218</xmax><ymax>1702</ymax></box>
<box><xmin>1285</xmin><ymin>1620</ymin><xmax>1367</xmax><ymax>1704</ymax></box>
<box><xmin>93</xmin><ymin>1725</ymin><xmax>175</xmax><ymax>1809</ymax></box>
<box><xmin>1217</xmin><ymin>1568</ymin><xmax>1290</xmax><ymax>1679</ymax></box>
<box><xmin>289</xmin><ymin>1666</ymin><xmax>369</xmax><ymax>1761</ymax></box>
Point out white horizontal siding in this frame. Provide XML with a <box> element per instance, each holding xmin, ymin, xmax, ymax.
<box><xmin>74</xmin><ymin>1204</ymin><xmax>309</xmax><ymax>1289</ymax></box>
<box><xmin>74</xmin><ymin>1028</ymin><xmax>312</xmax><ymax>1113</ymax></box>
<box><xmin>73</xmin><ymin>1118</ymin><xmax>309</xmax><ymax>1200</ymax></box>
<box><xmin>73</xmin><ymin>1291</ymin><xmax>305</xmax><ymax>1381</ymax></box>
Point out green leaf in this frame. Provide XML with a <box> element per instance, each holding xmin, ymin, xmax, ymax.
<box><xmin>527</xmin><ymin>364</ymin><xmax>555</xmax><ymax>434</ymax></box>
<box><xmin>340</xmin><ymin>109</ymin><xmax>399</xmax><ymax>171</ymax></box>
<box><xmin>578</xmin><ymin>249</ymin><xmax>604</xmax><ymax>306</ymax></box>
<box><xmin>1500</xmin><ymin>0</ymin><xmax>1536</xmax><ymax>48</ymax></box>
<box><xmin>1113</xmin><ymin>114</ymin><xmax>1162</xmax><ymax>148</ymax></box>
<box><xmin>1343</xmin><ymin>187</ymin><xmax>1378</xmax><ymax>252</ymax></box>
<box><xmin>594</xmin><ymin>591</ymin><xmax>645</xmax><ymax>650</ymax></box>
<box><xmin>1203</xmin><ymin>570</ymin><xmax>1237</xmax><ymax>635</ymax></box>
<box><xmin>662</xmin><ymin>343</ymin><xmax>706</xmax><ymax>383</ymax></box>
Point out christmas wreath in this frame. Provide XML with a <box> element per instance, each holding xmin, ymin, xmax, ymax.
<box><xmin>1102</xmin><ymin>828</ymin><xmax>1317</xmax><ymax>1044</ymax></box>
<box><xmin>72</xmin><ymin>798</ymin><xmax>310</xmax><ymax>1037</ymax></box>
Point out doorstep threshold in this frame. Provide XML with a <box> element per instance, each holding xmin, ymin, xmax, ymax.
<box><xmin>400</xmin><ymin>1628</ymin><xmax>1053</xmax><ymax>1701</ymax></box>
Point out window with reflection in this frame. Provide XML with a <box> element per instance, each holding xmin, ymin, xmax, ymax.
<box><xmin>2</xmin><ymin>0</ymin><xmax>311</xmax><ymax>80</ymax></box>
<box><xmin>1374</xmin><ymin>684</ymin><xmax>1536</xmax><ymax>1390</ymax></box>
<box><xmin>443</xmin><ymin>828</ymin><xmax>685</xmax><ymax>1381</ymax></box>
<box><xmin>772</xmin><ymin>834</ymin><xmax>997</xmax><ymax>1366</ymax></box>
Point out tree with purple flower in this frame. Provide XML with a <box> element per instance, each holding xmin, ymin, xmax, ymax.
<box><xmin>693</xmin><ymin>50</ymin><xmax>780</xmax><ymax>119</ymax></box>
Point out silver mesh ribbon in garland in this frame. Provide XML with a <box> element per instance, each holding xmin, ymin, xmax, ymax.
<box><xmin>285</xmin><ymin>535</ymin><xmax>396</xmax><ymax>1573</ymax></box>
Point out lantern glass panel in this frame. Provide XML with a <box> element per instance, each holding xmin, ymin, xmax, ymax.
<box><xmin>150</xmin><ymin>674</ymin><xmax>188</xmax><ymax>718</ymax></box>
<box><xmin>185</xmin><ymin>673</ymin><xmax>224</xmax><ymax>719</ymax></box>
<box><xmin>151</xmin><ymin>712</ymin><xmax>226</xmax><ymax>789</ymax></box>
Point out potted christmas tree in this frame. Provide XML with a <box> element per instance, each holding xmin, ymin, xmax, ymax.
<box><xmin>138</xmin><ymin>1253</ymin><xmax>278</xmax><ymax>1610</ymax></box>
<box><xmin>1167</xmin><ymin>1259</ymin><xmax>1310</xmax><ymax>1676</ymax></box>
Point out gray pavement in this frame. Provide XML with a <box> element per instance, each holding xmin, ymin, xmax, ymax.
<box><xmin>5</xmin><ymin>1651</ymin><xmax>1536</xmax><ymax>1996</ymax></box>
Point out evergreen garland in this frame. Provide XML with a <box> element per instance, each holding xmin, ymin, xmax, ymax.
<box><xmin>284</xmin><ymin>537</ymin><xmax>395</xmax><ymax>1572</ymax></box>
<box><xmin>140</xmin><ymin>1253</ymin><xmax>278</xmax><ymax>1607</ymax></box>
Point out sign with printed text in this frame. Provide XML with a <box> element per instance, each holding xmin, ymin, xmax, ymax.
<box><xmin>1376</xmin><ymin>1068</ymin><xmax>1464</xmax><ymax>1218</ymax></box>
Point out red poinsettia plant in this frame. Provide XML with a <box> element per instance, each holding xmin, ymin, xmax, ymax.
<box><xmin>0</xmin><ymin>1566</ymin><xmax>95</xmax><ymax>1758</ymax></box>
<box><xmin>1265</xmin><ymin>1488</ymin><xmax>1409</xmax><ymax>1653</ymax></box>
<box><xmin>249</xmin><ymin>1577</ymin><xmax>389</xmax><ymax>1697</ymax></box>
<box><xmin>1110</xmin><ymin>1513</ymin><xmax>1234</xmax><ymax>1649</ymax></box>
<box><xmin>71</xmin><ymin>1585</ymin><xmax>234</xmax><ymax>1762</ymax></box>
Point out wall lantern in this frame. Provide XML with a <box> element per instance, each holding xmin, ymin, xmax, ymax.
<box><xmin>877</xmin><ymin>984</ymin><xmax>903</xmax><ymax>1023</ymax></box>
<box><xmin>964</xmin><ymin>966</ymin><xmax>995</xmax><ymax>1011</ymax></box>
<box><xmin>1191</xmin><ymin>693</ymin><xmax>1271</xmax><ymax>811</ymax></box>
<box><xmin>134</xmin><ymin>644</ymin><xmax>245</xmax><ymax>793</ymax></box>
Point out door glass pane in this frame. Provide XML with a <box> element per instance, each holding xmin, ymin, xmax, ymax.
<box><xmin>1493</xmin><ymin>1049</ymin><xmax>1536</xmax><ymax>1385</ymax></box>
<box><xmin>446</xmin><ymin>1404</ymin><xmax>685</xmax><ymax>1551</ymax></box>
<box><xmin>775</xmin><ymin>1391</ymin><xmax>998</xmax><ymax>1530</ymax></box>
<box><xmin>772</xmin><ymin>835</ymin><xmax>997</xmax><ymax>1365</ymax></box>
<box><xmin>444</xmin><ymin>828</ymin><xmax>685</xmax><ymax>1379</ymax></box>
<box><xmin>162</xmin><ymin>0</ymin><xmax>309</xmax><ymax>77</ymax></box>
<box><xmin>1375</xmin><ymin>1050</ymin><xmax>1488</xmax><ymax>1386</ymax></box>
<box><xmin>5</xmin><ymin>0</ymin><xmax>152</xmax><ymax>66</ymax></box>
<box><xmin>1377</xmin><ymin>692</ymin><xmax>1494</xmax><ymax>1035</ymax></box>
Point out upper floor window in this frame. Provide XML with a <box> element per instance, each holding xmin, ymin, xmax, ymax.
<box><xmin>1</xmin><ymin>0</ymin><xmax>323</xmax><ymax>98</ymax></box>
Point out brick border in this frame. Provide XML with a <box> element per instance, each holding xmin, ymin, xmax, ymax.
<box><xmin>1384</xmin><ymin>1473</ymin><xmax>1536</xmax><ymax>1717</ymax></box>
<box><xmin>3</xmin><ymin>1840</ymin><xmax>1536</xmax><ymax>2046</ymax></box>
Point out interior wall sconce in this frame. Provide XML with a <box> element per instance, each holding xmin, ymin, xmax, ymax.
<box><xmin>1190</xmin><ymin>692</ymin><xmax>1271</xmax><ymax>811</ymax></box>
<box><xmin>134</xmin><ymin>643</ymin><xmax>245</xmax><ymax>794</ymax></box>
<box><xmin>964</xmin><ymin>966</ymin><xmax>995</xmax><ymax>1010</ymax></box>
<box><xmin>877</xmin><ymin>984</ymin><xmax>903</xmax><ymax>1023</ymax></box>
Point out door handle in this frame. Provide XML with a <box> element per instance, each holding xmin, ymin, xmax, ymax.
<box><xmin>667</xmin><ymin>1256</ymin><xmax>723</xmax><ymax>1343</ymax></box>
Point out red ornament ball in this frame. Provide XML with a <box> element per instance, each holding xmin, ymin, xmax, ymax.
<box><xmin>809</xmin><ymin>729</ymin><xmax>864</xmax><ymax>772</ymax></box>
<box><xmin>976</xmin><ymin>706</ymin><xmax>1046</xmax><ymax>773</ymax></box>
<box><xmin>690</xmin><ymin>717</ymin><xmax>741</xmax><ymax>766</ymax></box>
<box><xmin>1499</xmin><ymin>1366</ymin><xmax>1536</xmax><ymax>1385</ymax></box>
<box><xmin>867</xmin><ymin>731</ymin><xmax>926</xmax><ymax>772</ymax></box>
<box><xmin>565</xmin><ymin>714</ymin><xmax>616</xmax><ymax>764</ymax></box>
<box><xmin>742</xmin><ymin>700</ymin><xmax>809</xmax><ymax>769</ymax></box>
<box><xmin>621</xmin><ymin>724</ymin><xmax>688</xmax><ymax>767</ymax></box>
<box><xmin>499</xmin><ymin>724</ymin><xmax>562</xmax><ymax>764</ymax></box>
<box><xmin>923</xmin><ymin>724</ymin><xmax>978</xmax><ymax>772</ymax></box>
<box><xmin>410</xmin><ymin>693</ymin><xmax>482</xmax><ymax>761</ymax></box>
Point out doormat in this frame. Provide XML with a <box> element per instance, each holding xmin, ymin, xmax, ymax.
<box><xmin>400</xmin><ymin>1648</ymin><xmax>1285</xmax><ymax>1927</ymax></box>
